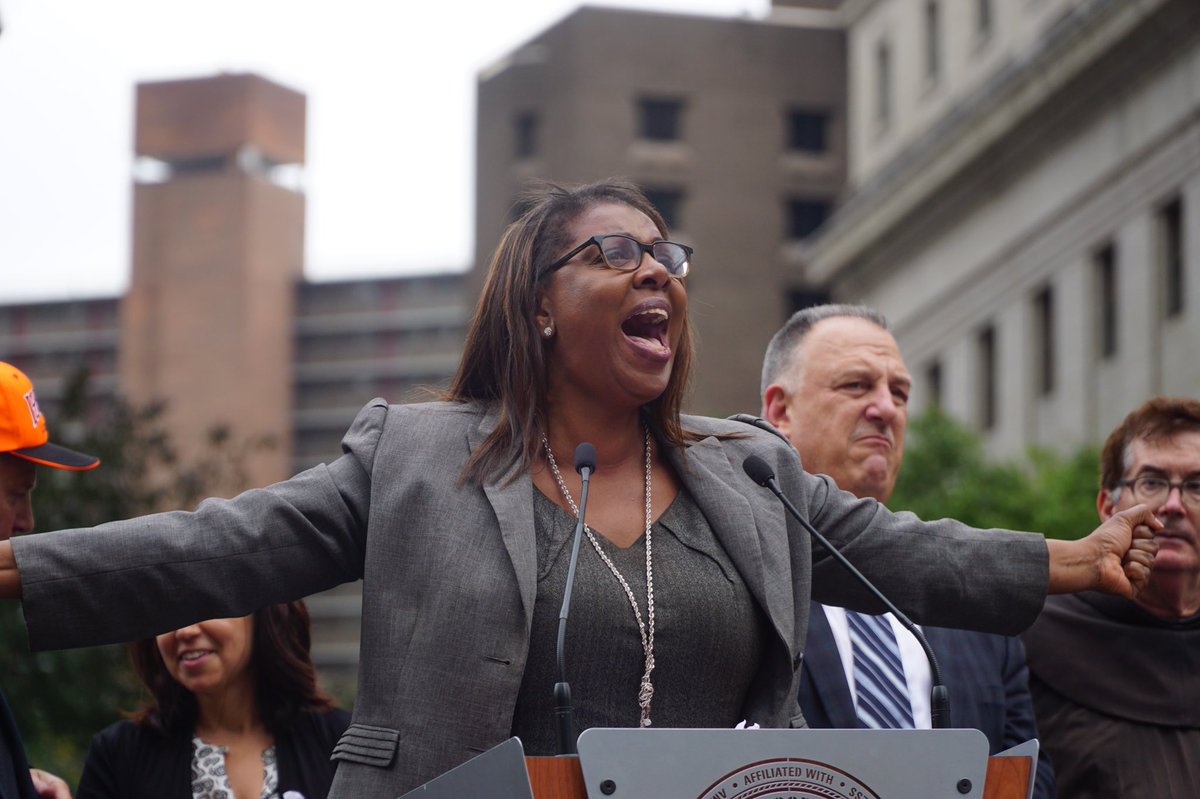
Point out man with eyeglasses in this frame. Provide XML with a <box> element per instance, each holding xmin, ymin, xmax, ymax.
<box><xmin>1022</xmin><ymin>397</ymin><xmax>1200</xmax><ymax>798</ymax></box>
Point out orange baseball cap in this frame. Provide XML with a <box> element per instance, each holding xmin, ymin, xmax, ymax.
<box><xmin>0</xmin><ymin>362</ymin><xmax>100</xmax><ymax>471</ymax></box>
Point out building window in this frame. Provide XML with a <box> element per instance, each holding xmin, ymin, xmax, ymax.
<box><xmin>786</xmin><ymin>198</ymin><xmax>831</xmax><ymax>240</ymax></box>
<box><xmin>644</xmin><ymin>188</ymin><xmax>684</xmax><ymax>230</ymax></box>
<box><xmin>638</xmin><ymin>98</ymin><xmax>684</xmax><ymax>142</ymax></box>
<box><xmin>1159</xmin><ymin>196</ymin><xmax>1184</xmax><ymax>317</ymax></box>
<box><xmin>925</xmin><ymin>359</ymin><xmax>943</xmax><ymax>409</ymax></box>
<box><xmin>875</xmin><ymin>39</ymin><xmax>892</xmax><ymax>128</ymax></box>
<box><xmin>786</xmin><ymin>108</ymin><xmax>829</xmax><ymax>154</ymax></box>
<box><xmin>514</xmin><ymin>111</ymin><xmax>538</xmax><ymax>159</ymax></box>
<box><xmin>1094</xmin><ymin>243</ymin><xmax>1117</xmax><ymax>359</ymax></box>
<box><xmin>1033</xmin><ymin>285</ymin><xmax>1055</xmax><ymax>396</ymax></box>
<box><xmin>924</xmin><ymin>2</ymin><xmax>942</xmax><ymax>82</ymax></box>
<box><xmin>977</xmin><ymin>0</ymin><xmax>994</xmax><ymax>40</ymax></box>
<box><xmin>977</xmin><ymin>324</ymin><xmax>996</xmax><ymax>430</ymax></box>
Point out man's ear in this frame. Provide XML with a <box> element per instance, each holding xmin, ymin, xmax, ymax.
<box><xmin>1097</xmin><ymin>489</ymin><xmax>1117</xmax><ymax>522</ymax></box>
<box><xmin>763</xmin><ymin>384</ymin><xmax>792</xmax><ymax>438</ymax></box>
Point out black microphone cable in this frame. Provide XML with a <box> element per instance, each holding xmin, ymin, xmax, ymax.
<box><xmin>554</xmin><ymin>442</ymin><xmax>596</xmax><ymax>755</ymax></box>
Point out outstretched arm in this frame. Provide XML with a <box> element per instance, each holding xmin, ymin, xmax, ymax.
<box><xmin>1046</xmin><ymin>504</ymin><xmax>1160</xmax><ymax>597</ymax></box>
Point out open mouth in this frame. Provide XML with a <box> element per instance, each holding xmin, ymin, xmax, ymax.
<box><xmin>621</xmin><ymin>306</ymin><xmax>671</xmax><ymax>352</ymax></box>
<box><xmin>180</xmin><ymin>650</ymin><xmax>213</xmax><ymax>663</ymax></box>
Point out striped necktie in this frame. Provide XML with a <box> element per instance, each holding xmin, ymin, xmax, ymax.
<box><xmin>846</xmin><ymin>611</ymin><xmax>915</xmax><ymax>729</ymax></box>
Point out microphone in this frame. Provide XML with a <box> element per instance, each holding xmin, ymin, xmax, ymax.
<box><xmin>742</xmin><ymin>455</ymin><xmax>953</xmax><ymax>729</ymax></box>
<box><xmin>554</xmin><ymin>442</ymin><xmax>597</xmax><ymax>755</ymax></box>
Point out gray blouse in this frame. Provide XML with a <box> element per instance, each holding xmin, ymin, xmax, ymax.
<box><xmin>511</xmin><ymin>488</ymin><xmax>765</xmax><ymax>754</ymax></box>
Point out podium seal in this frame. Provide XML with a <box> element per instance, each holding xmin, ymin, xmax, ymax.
<box><xmin>698</xmin><ymin>758</ymin><xmax>880</xmax><ymax>799</ymax></box>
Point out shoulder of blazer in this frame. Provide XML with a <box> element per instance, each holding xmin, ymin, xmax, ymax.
<box><xmin>681</xmin><ymin>414</ymin><xmax>767</xmax><ymax>439</ymax></box>
<box><xmin>381</xmin><ymin>399</ymin><xmax>492</xmax><ymax>439</ymax></box>
<box><xmin>680</xmin><ymin>414</ymin><xmax>797</xmax><ymax>455</ymax></box>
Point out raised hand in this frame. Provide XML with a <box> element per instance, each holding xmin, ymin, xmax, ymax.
<box><xmin>1046</xmin><ymin>504</ymin><xmax>1161</xmax><ymax>598</ymax></box>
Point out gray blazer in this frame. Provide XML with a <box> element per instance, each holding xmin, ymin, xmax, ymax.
<box><xmin>12</xmin><ymin>400</ymin><xmax>1049</xmax><ymax>797</ymax></box>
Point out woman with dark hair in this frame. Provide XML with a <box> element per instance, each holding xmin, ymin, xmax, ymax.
<box><xmin>0</xmin><ymin>178</ymin><xmax>1159</xmax><ymax>797</ymax></box>
<box><xmin>76</xmin><ymin>602</ymin><xmax>349</xmax><ymax>799</ymax></box>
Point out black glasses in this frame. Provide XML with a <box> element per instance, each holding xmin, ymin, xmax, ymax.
<box><xmin>1117</xmin><ymin>475</ymin><xmax>1200</xmax><ymax>508</ymax></box>
<box><xmin>541</xmin><ymin>234</ymin><xmax>692</xmax><ymax>278</ymax></box>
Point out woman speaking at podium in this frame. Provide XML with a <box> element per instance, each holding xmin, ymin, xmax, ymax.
<box><xmin>0</xmin><ymin>180</ymin><xmax>1158</xmax><ymax>797</ymax></box>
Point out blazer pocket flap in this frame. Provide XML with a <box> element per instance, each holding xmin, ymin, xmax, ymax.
<box><xmin>332</xmin><ymin>723</ymin><xmax>401</xmax><ymax>767</ymax></box>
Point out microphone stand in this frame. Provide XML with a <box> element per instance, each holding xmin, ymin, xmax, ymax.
<box><xmin>743</xmin><ymin>454</ymin><xmax>952</xmax><ymax>729</ymax></box>
<box><xmin>554</xmin><ymin>443</ymin><xmax>596</xmax><ymax>755</ymax></box>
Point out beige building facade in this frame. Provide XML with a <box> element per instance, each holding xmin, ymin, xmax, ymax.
<box><xmin>808</xmin><ymin>0</ymin><xmax>1200</xmax><ymax>458</ymax></box>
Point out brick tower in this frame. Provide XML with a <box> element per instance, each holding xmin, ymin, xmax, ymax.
<box><xmin>121</xmin><ymin>74</ymin><xmax>306</xmax><ymax>492</ymax></box>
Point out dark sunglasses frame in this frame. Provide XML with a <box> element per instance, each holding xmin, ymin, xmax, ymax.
<box><xmin>540</xmin><ymin>234</ymin><xmax>693</xmax><ymax>279</ymax></box>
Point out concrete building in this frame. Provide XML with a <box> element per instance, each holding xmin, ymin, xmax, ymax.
<box><xmin>2</xmin><ymin>74</ymin><xmax>468</xmax><ymax>479</ymax></box>
<box><xmin>0</xmin><ymin>298</ymin><xmax>121</xmax><ymax>424</ymax></box>
<box><xmin>475</xmin><ymin>2</ymin><xmax>846</xmax><ymax>417</ymax></box>
<box><xmin>0</xmin><ymin>73</ymin><xmax>467</xmax><ymax>688</ymax></box>
<box><xmin>807</xmin><ymin>0</ymin><xmax>1200</xmax><ymax>458</ymax></box>
<box><xmin>125</xmin><ymin>74</ymin><xmax>307</xmax><ymax>490</ymax></box>
<box><xmin>292</xmin><ymin>274</ymin><xmax>467</xmax><ymax>474</ymax></box>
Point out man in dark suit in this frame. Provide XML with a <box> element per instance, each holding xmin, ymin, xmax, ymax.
<box><xmin>0</xmin><ymin>362</ymin><xmax>100</xmax><ymax>799</ymax></box>
<box><xmin>760</xmin><ymin>305</ymin><xmax>1054</xmax><ymax>798</ymax></box>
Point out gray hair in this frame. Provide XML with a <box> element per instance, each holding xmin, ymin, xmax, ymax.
<box><xmin>760</xmin><ymin>303</ymin><xmax>891</xmax><ymax>397</ymax></box>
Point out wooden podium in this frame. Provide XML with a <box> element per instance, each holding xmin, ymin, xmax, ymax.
<box><xmin>401</xmin><ymin>729</ymin><xmax>1038</xmax><ymax>798</ymax></box>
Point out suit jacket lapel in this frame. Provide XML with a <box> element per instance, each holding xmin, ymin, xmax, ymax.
<box><xmin>469</xmin><ymin>407</ymin><xmax>538</xmax><ymax>632</ymax></box>
<box><xmin>669</xmin><ymin>433</ymin><xmax>795</xmax><ymax>661</ymax></box>
<box><xmin>804</xmin><ymin>605</ymin><xmax>858</xmax><ymax>727</ymax></box>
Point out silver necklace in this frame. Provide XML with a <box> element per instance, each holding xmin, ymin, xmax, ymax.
<box><xmin>542</xmin><ymin>426</ymin><xmax>656</xmax><ymax>727</ymax></box>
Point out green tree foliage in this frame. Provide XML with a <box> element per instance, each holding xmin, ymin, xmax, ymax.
<box><xmin>1</xmin><ymin>367</ymin><xmax>269</xmax><ymax>783</ymax></box>
<box><xmin>890</xmin><ymin>406</ymin><xmax>1102</xmax><ymax>541</ymax></box>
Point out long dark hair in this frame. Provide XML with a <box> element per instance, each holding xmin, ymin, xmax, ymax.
<box><xmin>447</xmin><ymin>178</ymin><xmax>697</xmax><ymax>485</ymax></box>
<box><xmin>128</xmin><ymin>601</ymin><xmax>334</xmax><ymax>737</ymax></box>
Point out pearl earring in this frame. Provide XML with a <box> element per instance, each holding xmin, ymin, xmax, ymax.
<box><xmin>543</xmin><ymin>326</ymin><xmax>554</xmax><ymax>338</ymax></box>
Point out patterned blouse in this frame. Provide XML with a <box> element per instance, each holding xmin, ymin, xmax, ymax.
<box><xmin>191</xmin><ymin>737</ymin><xmax>279</xmax><ymax>799</ymax></box>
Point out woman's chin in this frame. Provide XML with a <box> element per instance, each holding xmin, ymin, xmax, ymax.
<box><xmin>621</xmin><ymin>372</ymin><xmax>672</xmax><ymax>408</ymax></box>
<box><xmin>175</xmin><ymin>675</ymin><xmax>222</xmax><ymax>696</ymax></box>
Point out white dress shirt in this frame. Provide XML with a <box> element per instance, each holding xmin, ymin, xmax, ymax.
<box><xmin>820</xmin><ymin>603</ymin><xmax>933</xmax><ymax>729</ymax></box>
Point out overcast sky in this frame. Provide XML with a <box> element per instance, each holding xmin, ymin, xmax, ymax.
<box><xmin>0</xmin><ymin>0</ymin><xmax>769</xmax><ymax>304</ymax></box>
